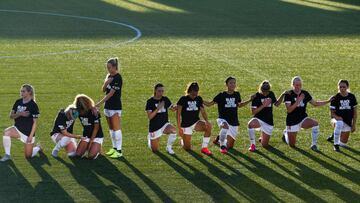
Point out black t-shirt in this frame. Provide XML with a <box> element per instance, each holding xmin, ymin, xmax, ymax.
<box><xmin>146</xmin><ymin>96</ymin><xmax>172</xmax><ymax>132</ymax></box>
<box><xmin>79</xmin><ymin>111</ymin><xmax>104</xmax><ymax>138</ymax></box>
<box><xmin>213</xmin><ymin>91</ymin><xmax>241</xmax><ymax>126</ymax></box>
<box><xmin>177</xmin><ymin>95</ymin><xmax>203</xmax><ymax>128</ymax></box>
<box><xmin>50</xmin><ymin>109</ymin><xmax>75</xmax><ymax>136</ymax></box>
<box><xmin>12</xmin><ymin>99</ymin><xmax>40</xmax><ymax>136</ymax></box>
<box><xmin>251</xmin><ymin>91</ymin><xmax>277</xmax><ymax>126</ymax></box>
<box><xmin>284</xmin><ymin>90</ymin><xmax>313</xmax><ymax>126</ymax></box>
<box><xmin>330</xmin><ymin>92</ymin><xmax>357</xmax><ymax>127</ymax></box>
<box><xmin>104</xmin><ymin>73</ymin><xmax>122</xmax><ymax>110</ymax></box>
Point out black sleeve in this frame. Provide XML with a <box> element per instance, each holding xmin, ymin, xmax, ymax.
<box><xmin>284</xmin><ymin>93</ymin><xmax>292</xmax><ymax>104</ymax></box>
<box><xmin>12</xmin><ymin>100</ymin><xmax>19</xmax><ymax>112</ymax></box>
<box><xmin>251</xmin><ymin>94</ymin><xmax>260</xmax><ymax>108</ymax></box>
<box><xmin>352</xmin><ymin>95</ymin><xmax>358</xmax><ymax>107</ymax></box>
<box><xmin>165</xmin><ymin>97</ymin><xmax>172</xmax><ymax>109</ymax></box>
<box><xmin>198</xmin><ymin>96</ymin><xmax>204</xmax><ymax>108</ymax></box>
<box><xmin>93</xmin><ymin>113</ymin><xmax>100</xmax><ymax>124</ymax></box>
<box><xmin>30</xmin><ymin>102</ymin><xmax>40</xmax><ymax>118</ymax></box>
<box><xmin>305</xmin><ymin>91</ymin><xmax>313</xmax><ymax>103</ymax></box>
<box><xmin>145</xmin><ymin>99</ymin><xmax>153</xmax><ymax>111</ymax></box>
<box><xmin>213</xmin><ymin>93</ymin><xmax>221</xmax><ymax>103</ymax></box>
<box><xmin>238</xmin><ymin>92</ymin><xmax>242</xmax><ymax>103</ymax></box>
<box><xmin>270</xmin><ymin>92</ymin><xmax>277</xmax><ymax>104</ymax></box>
<box><xmin>330</xmin><ymin>95</ymin><xmax>337</xmax><ymax>110</ymax></box>
<box><xmin>56</xmin><ymin>113</ymin><xmax>67</xmax><ymax>131</ymax></box>
<box><xmin>177</xmin><ymin>96</ymin><xmax>185</xmax><ymax>106</ymax></box>
<box><xmin>111</xmin><ymin>76</ymin><xmax>122</xmax><ymax>91</ymax></box>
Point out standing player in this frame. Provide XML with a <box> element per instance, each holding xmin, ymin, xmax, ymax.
<box><xmin>282</xmin><ymin>76</ymin><xmax>332</xmax><ymax>151</ymax></box>
<box><xmin>204</xmin><ymin>76</ymin><xmax>252</xmax><ymax>154</ymax></box>
<box><xmin>95</xmin><ymin>57</ymin><xmax>123</xmax><ymax>158</ymax></box>
<box><xmin>177</xmin><ymin>82</ymin><xmax>213</xmax><ymax>155</ymax></box>
<box><xmin>247</xmin><ymin>80</ymin><xmax>287</xmax><ymax>151</ymax></box>
<box><xmin>146</xmin><ymin>83</ymin><xmax>177</xmax><ymax>154</ymax></box>
<box><xmin>1</xmin><ymin>84</ymin><xmax>41</xmax><ymax>162</ymax></box>
<box><xmin>76</xmin><ymin>94</ymin><xmax>104</xmax><ymax>159</ymax></box>
<box><xmin>328</xmin><ymin>80</ymin><xmax>357</xmax><ymax>151</ymax></box>
<box><xmin>50</xmin><ymin>104</ymin><xmax>83</xmax><ymax>157</ymax></box>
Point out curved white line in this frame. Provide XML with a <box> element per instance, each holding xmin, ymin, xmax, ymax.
<box><xmin>0</xmin><ymin>9</ymin><xmax>142</xmax><ymax>59</ymax></box>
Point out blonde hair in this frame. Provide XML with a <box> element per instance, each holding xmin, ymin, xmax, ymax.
<box><xmin>73</xmin><ymin>94</ymin><xmax>95</xmax><ymax>113</ymax></box>
<box><xmin>21</xmin><ymin>84</ymin><xmax>36</xmax><ymax>101</ymax></box>
<box><xmin>291</xmin><ymin>76</ymin><xmax>302</xmax><ymax>86</ymax></box>
<box><xmin>64</xmin><ymin>104</ymin><xmax>76</xmax><ymax>113</ymax></box>
<box><xmin>258</xmin><ymin>80</ymin><xmax>271</xmax><ymax>93</ymax></box>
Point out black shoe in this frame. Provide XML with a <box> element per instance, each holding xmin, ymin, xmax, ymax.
<box><xmin>258</xmin><ymin>138</ymin><xmax>262</xmax><ymax>143</ymax></box>
<box><xmin>213</xmin><ymin>136</ymin><xmax>220</xmax><ymax>146</ymax></box>
<box><xmin>327</xmin><ymin>134</ymin><xmax>334</xmax><ymax>142</ymax></box>
<box><xmin>311</xmin><ymin>145</ymin><xmax>320</xmax><ymax>152</ymax></box>
<box><xmin>334</xmin><ymin>144</ymin><xmax>340</xmax><ymax>152</ymax></box>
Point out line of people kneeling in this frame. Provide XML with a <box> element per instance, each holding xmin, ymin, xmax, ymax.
<box><xmin>0</xmin><ymin>76</ymin><xmax>357</xmax><ymax>161</ymax></box>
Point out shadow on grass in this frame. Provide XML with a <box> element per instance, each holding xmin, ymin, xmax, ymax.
<box><xmin>56</xmin><ymin>156</ymin><xmax>152</xmax><ymax>202</ymax></box>
<box><xmin>155</xmin><ymin>151</ymin><xmax>240</xmax><ymax>202</ymax></box>
<box><xmin>264</xmin><ymin>146</ymin><xmax>360</xmax><ymax>201</ymax></box>
<box><xmin>228</xmin><ymin>148</ymin><xmax>326</xmax><ymax>202</ymax></box>
<box><xmin>187</xmin><ymin>150</ymin><xmax>283</xmax><ymax>202</ymax></box>
<box><xmin>27</xmin><ymin>152</ymin><xmax>74</xmax><ymax>202</ymax></box>
<box><xmin>121</xmin><ymin>158</ymin><xmax>175</xmax><ymax>203</ymax></box>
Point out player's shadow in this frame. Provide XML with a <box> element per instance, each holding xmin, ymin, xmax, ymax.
<box><xmin>228</xmin><ymin>149</ymin><xmax>326</xmax><ymax>203</ymax></box>
<box><xmin>27</xmin><ymin>152</ymin><xmax>75</xmax><ymax>202</ymax></box>
<box><xmin>121</xmin><ymin>157</ymin><xmax>175</xmax><ymax>203</ymax></box>
<box><xmin>155</xmin><ymin>151</ymin><xmax>240</xmax><ymax>202</ymax></box>
<box><xmin>0</xmin><ymin>160</ymin><xmax>35</xmax><ymax>202</ymax></box>
<box><xmin>265</xmin><ymin>146</ymin><xmax>360</xmax><ymax>201</ymax></box>
<box><xmin>186</xmin><ymin>150</ymin><xmax>283</xmax><ymax>202</ymax></box>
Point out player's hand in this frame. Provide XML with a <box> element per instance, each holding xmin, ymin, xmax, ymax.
<box><xmin>262</xmin><ymin>98</ymin><xmax>272</xmax><ymax>107</ymax></box>
<box><xmin>351</xmin><ymin>126</ymin><xmax>356</xmax><ymax>133</ymax></box>
<box><xmin>26</xmin><ymin>136</ymin><xmax>33</xmax><ymax>144</ymax></box>
<box><xmin>298</xmin><ymin>93</ymin><xmax>305</xmax><ymax>102</ymax></box>
<box><xmin>178</xmin><ymin>128</ymin><xmax>184</xmax><ymax>137</ymax></box>
<box><xmin>19</xmin><ymin>111</ymin><xmax>30</xmax><ymax>117</ymax></box>
<box><xmin>157</xmin><ymin>101</ymin><xmax>165</xmax><ymax>110</ymax></box>
<box><xmin>205</xmin><ymin>120</ymin><xmax>211</xmax><ymax>128</ymax></box>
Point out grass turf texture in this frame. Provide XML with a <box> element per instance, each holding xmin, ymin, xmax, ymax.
<box><xmin>0</xmin><ymin>0</ymin><xmax>360</xmax><ymax>202</ymax></box>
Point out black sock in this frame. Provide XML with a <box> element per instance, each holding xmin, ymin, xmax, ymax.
<box><xmin>113</xmin><ymin>147</ymin><xmax>117</xmax><ymax>150</ymax></box>
<box><xmin>117</xmin><ymin>150</ymin><xmax>122</xmax><ymax>153</ymax></box>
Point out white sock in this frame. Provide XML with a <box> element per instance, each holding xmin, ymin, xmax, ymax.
<box><xmin>147</xmin><ymin>134</ymin><xmax>151</xmax><ymax>149</ymax></box>
<box><xmin>339</xmin><ymin>141</ymin><xmax>348</xmax><ymax>147</ymax></box>
<box><xmin>284</xmin><ymin>129</ymin><xmax>289</xmax><ymax>144</ymax></box>
<box><xmin>333</xmin><ymin>121</ymin><xmax>343</xmax><ymax>145</ymax></box>
<box><xmin>114</xmin><ymin>130</ymin><xmax>122</xmax><ymax>150</ymax></box>
<box><xmin>3</xmin><ymin>136</ymin><xmax>11</xmax><ymax>155</ymax></box>
<box><xmin>67</xmin><ymin>152</ymin><xmax>76</xmax><ymax>157</ymax></box>
<box><xmin>219</xmin><ymin>128</ymin><xmax>227</xmax><ymax>147</ymax></box>
<box><xmin>167</xmin><ymin>134</ymin><xmax>176</xmax><ymax>147</ymax></box>
<box><xmin>311</xmin><ymin>126</ymin><xmax>320</xmax><ymax>146</ymax></box>
<box><xmin>32</xmin><ymin>146</ymin><xmax>41</xmax><ymax>157</ymax></box>
<box><xmin>109</xmin><ymin>130</ymin><xmax>115</xmax><ymax>148</ymax></box>
<box><xmin>248</xmin><ymin>128</ymin><xmax>256</xmax><ymax>145</ymax></box>
<box><xmin>202</xmin><ymin>137</ymin><xmax>210</xmax><ymax>148</ymax></box>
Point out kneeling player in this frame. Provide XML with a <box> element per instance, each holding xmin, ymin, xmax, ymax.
<box><xmin>177</xmin><ymin>82</ymin><xmax>213</xmax><ymax>155</ymax></box>
<box><xmin>50</xmin><ymin>104</ymin><xmax>83</xmax><ymax>157</ymax></box>
<box><xmin>75</xmin><ymin>94</ymin><xmax>104</xmax><ymax>159</ymax></box>
<box><xmin>146</xmin><ymin>83</ymin><xmax>177</xmax><ymax>154</ymax></box>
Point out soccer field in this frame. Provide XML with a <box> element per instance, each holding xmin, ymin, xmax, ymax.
<box><xmin>0</xmin><ymin>0</ymin><xmax>360</xmax><ymax>202</ymax></box>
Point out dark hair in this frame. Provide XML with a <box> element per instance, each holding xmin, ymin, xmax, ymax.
<box><xmin>338</xmin><ymin>79</ymin><xmax>349</xmax><ymax>87</ymax></box>
<box><xmin>107</xmin><ymin>57</ymin><xmax>119</xmax><ymax>70</ymax></box>
<box><xmin>185</xmin><ymin>82</ymin><xmax>199</xmax><ymax>95</ymax></box>
<box><xmin>259</xmin><ymin>80</ymin><xmax>271</xmax><ymax>93</ymax></box>
<box><xmin>225</xmin><ymin>76</ymin><xmax>236</xmax><ymax>84</ymax></box>
<box><xmin>154</xmin><ymin>83</ymin><xmax>164</xmax><ymax>96</ymax></box>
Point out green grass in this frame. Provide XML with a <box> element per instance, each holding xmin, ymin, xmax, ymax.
<box><xmin>0</xmin><ymin>0</ymin><xmax>360</xmax><ymax>202</ymax></box>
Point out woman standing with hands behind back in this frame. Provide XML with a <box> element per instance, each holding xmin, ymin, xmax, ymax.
<box><xmin>95</xmin><ymin>57</ymin><xmax>123</xmax><ymax>159</ymax></box>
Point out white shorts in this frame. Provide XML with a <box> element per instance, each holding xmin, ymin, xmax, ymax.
<box><xmin>104</xmin><ymin>109</ymin><xmax>122</xmax><ymax>118</ymax></box>
<box><xmin>331</xmin><ymin>118</ymin><xmax>351</xmax><ymax>132</ymax></box>
<box><xmin>216</xmin><ymin>118</ymin><xmax>239</xmax><ymax>139</ymax></box>
<box><xmin>253</xmin><ymin>118</ymin><xmax>274</xmax><ymax>136</ymax></box>
<box><xmin>286</xmin><ymin>117</ymin><xmax>308</xmax><ymax>133</ymax></box>
<box><xmin>12</xmin><ymin>126</ymin><xmax>35</xmax><ymax>144</ymax></box>
<box><xmin>82</xmin><ymin>137</ymin><xmax>104</xmax><ymax>145</ymax></box>
<box><xmin>182</xmin><ymin>121</ymin><xmax>202</xmax><ymax>135</ymax></box>
<box><xmin>51</xmin><ymin>133</ymin><xmax>76</xmax><ymax>145</ymax></box>
<box><xmin>148</xmin><ymin>122</ymin><xmax>171</xmax><ymax>140</ymax></box>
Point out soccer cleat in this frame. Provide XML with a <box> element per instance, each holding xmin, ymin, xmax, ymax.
<box><xmin>52</xmin><ymin>148</ymin><xmax>59</xmax><ymax>157</ymax></box>
<box><xmin>334</xmin><ymin>145</ymin><xmax>340</xmax><ymax>152</ymax></box>
<box><xmin>327</xmin><ymin>134</ymin><xmax>334</xmax><ymax>142</ymax></box>
<box><xmin>310</xmin><ymin>145</ymin><xmax>320</xmax><ymax>152</ymax></box>
<box><xmin>105</xmin><ymin>148</ymin><xmax>116</xmax><ymax>156</ymax></box>
<box><xmin>109</xmin><ymin>151</ymin><xmax>123</xmax><ymax>159</ymax></box>
<box><xmin>0</xmin><ymin>154</ymin><xmax>11</xmax><ymax>162</ymax></box>
<box><xmin>220</xmin><ymin>146</ymin><xmax>228</xmax><ymax>154</ymax></box>
<box><xmin>249</xmin><ymin>144</ymin><xmax>256</xmax><ymax>152</ymax></box>
<box><xmin>166</xmin><ymin>146</ymin><xmax>175</xmax><ymax>155</ymax></box>
<box><xmin>213</xmin><ymin>136</ymin><xmax>220</xmax><ymax>146</ymax></box>
<box><xmin>201</xmin><ymin>147</ymin><xmax>213</xmax><ymax>155</ymax></box>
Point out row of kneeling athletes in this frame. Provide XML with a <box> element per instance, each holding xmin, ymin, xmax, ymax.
<box><xmin>0</xmin><ymin>75</ymin><xmax>357</xmax><ymax>162</ymax></box>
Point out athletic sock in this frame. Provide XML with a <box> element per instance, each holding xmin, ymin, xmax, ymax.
<box><xmin>167</xmin><ymin>134</ymin><xmax>176</xmax><ymax>147</ymax></box>
<box><xmin>114</xmin><ymin>130</ymin><xmax>122</xmax><ymax>151</ymax></box>
<box><xmin>333</xmin><ymin>120</ymin><xmax>343</xmax><ymax>145</ymax></box>
<box><xmin>219</xmin><ymin>128</ymin><xmax>227</xmax><ymax>147</ymax></box>
<box><xmin>31</xmin><ymin>146</ymin><xmax>41</xmax><ymax>157</ymax></box>
<box><xmin>3</xmin><ymin>136</ymin><xmax>11</xmax><ymax>155</ymax></box>
<box><xmin>109</xmin><ymin>130</ymin><xmax>115</xmax><ymax>148</ymax></box>
<box><xmin>311</xmin><ymin>126</ymin><xmax>320</xmax><ymax>146</ymax></box>
<box><xmin>248</xmin><ymin>128</ymin><xmax>256</xmax><ymax>145</ymax></box>
<box><xmin>202</xmin><ymin>137</ymin><xmax>210</xmax><ymax>148</ymax></box>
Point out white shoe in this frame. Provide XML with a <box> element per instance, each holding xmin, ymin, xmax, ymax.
<box><xmin>0</xmin><ymin>154</ymin><xmax>11</xmax><ymax>162</ymax></box>
<box><xmin>180</xmin><ymin>139</ymin><xmax>184</xmax><ymax>146</ymax></box>
<box><xmin>52</xmin><ymin>148</ymin><xmax>59</xmax><ymax>157</ymax></box>
<box><xmin>166</xmin><ymin>146</ymin><xmax>175</xmax><ymax>155</ymax></box>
